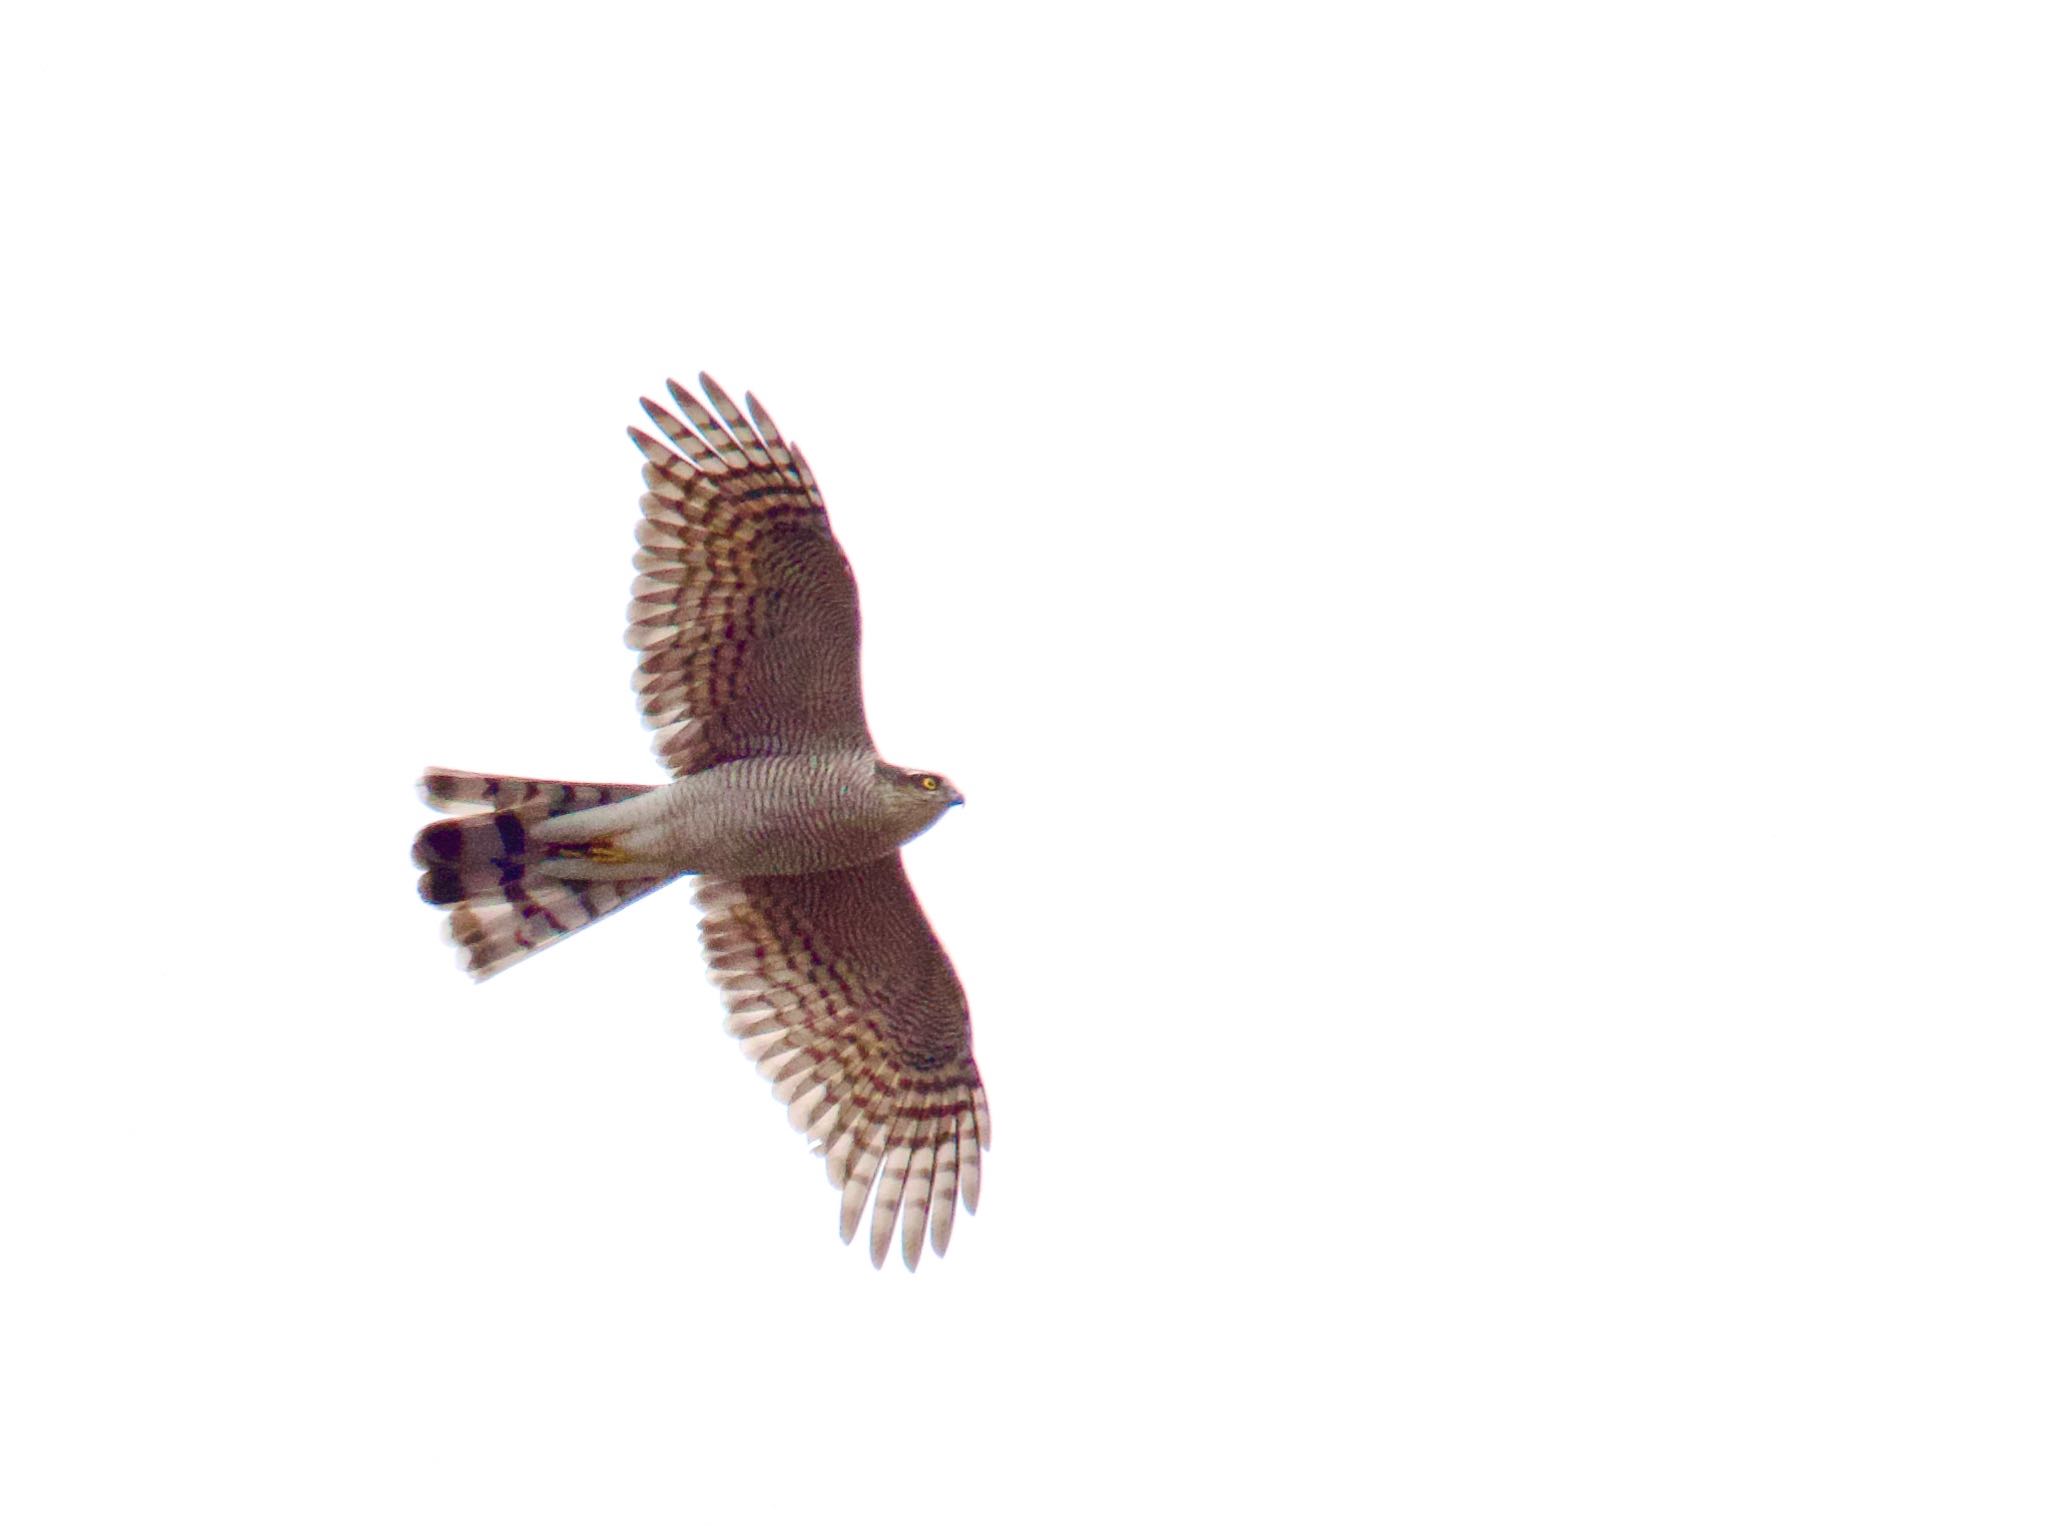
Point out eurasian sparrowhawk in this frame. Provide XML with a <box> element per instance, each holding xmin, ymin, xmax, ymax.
<box><xmin>413</xmin><ymin>376</ymin><xmax>985</xmax><ymax>1270</ymax></box>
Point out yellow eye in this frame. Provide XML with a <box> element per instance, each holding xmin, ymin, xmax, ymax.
<box><xmin>919</xmin><ymin>775</ymin><xmax>940</xmax><ymax>791</ymax></box>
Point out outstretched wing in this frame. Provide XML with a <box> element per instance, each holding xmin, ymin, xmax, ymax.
<box><xmin>627</xmin><ymin>376</ymin><xmax>872</xmax><ymax>776</ymax></box>
<box><xmin>696</xmin><ymin>855</ymin><xmax>989</xmax><ymax>1270</ymax></box>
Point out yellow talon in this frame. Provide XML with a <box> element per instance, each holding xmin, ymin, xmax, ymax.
<box><xmin>550</xmin><ymin>838</ymin><xmax>633</xmax><ymax>865</ymax></box>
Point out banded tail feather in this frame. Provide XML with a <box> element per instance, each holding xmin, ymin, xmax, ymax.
<box><xmin>413</xmin><ymin>768</ymin><xmax>673</xmax><ymax>980</ymax></box>
<box><xmin>420</xmin><ymin>769</ymin><xmax>655</xmax><ymax>815</ymax></box>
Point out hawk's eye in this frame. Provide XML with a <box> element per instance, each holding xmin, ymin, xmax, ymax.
<box><xmin>919</xmin><ymin>775</ymin><xmax>940</xmax><ymax>792</ymax></box>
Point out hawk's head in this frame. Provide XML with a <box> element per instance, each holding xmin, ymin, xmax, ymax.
<box><xmin>878</xmin><ymin>762</ymin><xmax>966</xmax><ymax>840</ymax></box>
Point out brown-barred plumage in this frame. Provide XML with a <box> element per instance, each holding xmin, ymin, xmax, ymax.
<box><xmin>413</xmin><ymin>376</ymin><xmax>982</xmax><ymax>1269</ymax></box>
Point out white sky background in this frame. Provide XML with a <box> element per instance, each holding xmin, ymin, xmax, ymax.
<box><xmin>3</xmin><ymin>3</ymin><xmax>2044</xmax><ymax>1531</ymax></box>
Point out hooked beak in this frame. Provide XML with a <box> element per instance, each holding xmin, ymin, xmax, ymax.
<box><xmin>947</xmin><ymin>787</ymin><xmax>966</xmax><ymax>809</ymax></box>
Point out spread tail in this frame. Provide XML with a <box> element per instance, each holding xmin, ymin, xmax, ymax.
<box><xmin>412</xmin><ymin>767</ymin><xmax>679</xmax><ymax>980</ymax></box>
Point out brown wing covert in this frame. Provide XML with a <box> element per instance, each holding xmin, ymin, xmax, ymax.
<box><xmin>696</xmin><ymin>854</ymin><xmax>989</xmax><ymax>1269</ymax></box>
<box><xmin>628</xmin><ymin>376</ymin><xmax>872</xmax><ymax>776</ymax></box>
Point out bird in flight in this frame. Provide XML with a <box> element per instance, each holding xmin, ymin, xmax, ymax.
<box><xmin>413</xmin><ymin>375</ymin><xmax>986</xmax><ymax>1269</ymax></box>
